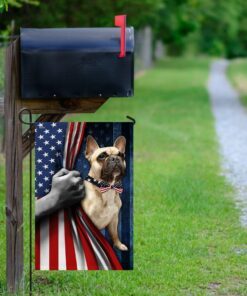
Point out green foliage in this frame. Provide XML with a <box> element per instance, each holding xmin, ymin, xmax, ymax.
<box><xmin>0</xmin><ymin>0</ymin><xmax>38</xmax><ymax>13</ymax></box>
<box><xmin>154</xmin><ymin>0</ymin><xmax>199</xmax><ymax>55</ymax></box>
<box><xmin>195</xmin><ymin>0</ymin><xmax>244</xmax><ymax>58</ymax></box>
<box><xmin>9</xmin><ymin>0</ymin><xmax>39</xmax><ymax>8</ymax></box>
<box><xmin>0</xmin><ymin>0</ymin><xmax>8</xmax><ymax>13</ymax></box>
<box><xmin>0</xmin><ymin>0</ymin><xmax>162</xmax><ymax>28</ymax></box>
<box><xmin>152</xmin><ymin>0</ymin><xmax>247</xmax><ymax>57</ymax></box>
<box><xmin>1</xmin><ymin>1</ymin><xmax>247</xmax><ymax>56</ymax></box>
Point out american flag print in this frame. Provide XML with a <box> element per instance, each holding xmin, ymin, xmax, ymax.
<box><xmin>35</xmin><ymin>122</ymin><xmax>133</xmax><ymax>270</ymax></box>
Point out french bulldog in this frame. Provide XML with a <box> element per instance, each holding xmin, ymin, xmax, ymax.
<box><xmin>81</xmin><ymin>135</ymin><xmax>128</xmax><ymax>251</ymax></box>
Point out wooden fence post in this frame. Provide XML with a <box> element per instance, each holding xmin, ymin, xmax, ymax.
<box><xmin>4</xmin><ymin>40</ymin><xmax>23</xmax><ymax>292</ymax></box>
<box><xmin>4</xmin><ymin>38</ymin><xmax>108</xmax><ymax>293</ymax></box>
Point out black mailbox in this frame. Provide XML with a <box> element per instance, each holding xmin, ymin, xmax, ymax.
<box><xmin>20</xmin><ymin>27</ymin><xmax>134</xmax><ymax>99</ymax></box>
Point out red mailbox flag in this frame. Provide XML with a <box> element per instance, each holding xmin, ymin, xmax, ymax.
<box><xmin>115</xmin><ymin>15</ymin><xmax>126</xmax><ymax>58</ymax></box>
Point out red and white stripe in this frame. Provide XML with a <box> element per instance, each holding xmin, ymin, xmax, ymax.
<box><xmin>35</xmin><ymin>122</ymin><xmax>122</xmax><ymax>270</ymax></box>
<box><xmin>99</xmin><ymin>186</ymin><xmax>111</xmax><ymax>193</ymax></box>
<box><xmin>99</xmin><ymin>186</ymin><xmax>123</xmax><ymax>194</ymax></box>
<box><xmin>114</xmin><ymin>187</ymin><xmax>123</xmax><ymax>194</ymax></box>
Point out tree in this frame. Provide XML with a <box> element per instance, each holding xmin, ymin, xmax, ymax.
<box><xmin>195</xmin><ymin>0</ymin><xmax>242</xmax><ymax>57</ymax></box>
<box><xmin>154</xmin><ymin>0</ymin><xmax>199</xmax><ymax>55</ymax></box>
<box><xmin>1</xmin><ymin>0</ymin><xmax>247</xmax><ymax>57</ymax></box>
<box><xmin>0</xmin><ymin>0</ymin><xmax>162</xmax><ymax>31</ymax></box>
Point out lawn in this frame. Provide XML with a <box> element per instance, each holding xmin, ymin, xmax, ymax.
<box><xmin>0</xmin><ymin>58</ymin><xmax>247</xmax><ymax>295</ymax></box>
<box><xmin>228</xmin><ymin>58</ymin><xmax>247</xmax><ymax>106</ymax></box>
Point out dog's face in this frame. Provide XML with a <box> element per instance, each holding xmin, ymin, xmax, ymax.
<box><xmin>85</xmin><ymin>135</ymin><xmax>126</xmax><ymax>183</ymax></box>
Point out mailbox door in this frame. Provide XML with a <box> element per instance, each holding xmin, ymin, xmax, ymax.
<box><xmin>20</xmin><ymin>28</ymin><xmax>134</xmax><ymax>99</ymax></box>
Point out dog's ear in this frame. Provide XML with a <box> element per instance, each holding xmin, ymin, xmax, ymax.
<box><xmin>85</xmin><ymin>135</ymin><xmax>99</xmax><ymax>160</ymax></box>
<box><xmin>114</xmin><ymin>136</ymin><xmax>126</xmax><ymax>154</ymax></box>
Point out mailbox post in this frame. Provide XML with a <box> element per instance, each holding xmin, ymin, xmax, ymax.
<box><xmin>5</xmin><ymin>17</ymin><xmax>134</xmax><ymax>293</ymax></box>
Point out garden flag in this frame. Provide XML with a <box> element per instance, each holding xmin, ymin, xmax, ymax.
<box><xmin>35</xmin><ymin>122</ymin><xmax>133</xmax><ymax>270</ymax></box>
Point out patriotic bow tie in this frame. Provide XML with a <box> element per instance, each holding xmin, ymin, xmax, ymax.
<box><xmin>85</xmin><ymin>175</ymin><xmax>123</xmax><ymax>194</ymax></box>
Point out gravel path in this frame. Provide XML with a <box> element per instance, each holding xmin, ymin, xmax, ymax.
<box><xmin>208</xmin><ymin>60</ymin><xmax>247</xmax><ymax>227</ymax></box>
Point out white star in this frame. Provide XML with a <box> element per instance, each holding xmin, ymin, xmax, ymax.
<box><xmin>37</xmin><ymin>159</ymin><xmax>42</xmax><ymax>163</ymax></box>
<box><xmin>55</xmin><ymin>152</ymin><xmax>61</xmax><ymax>157</ymax></box>
<box><xmin>44</xmin><ymin>129</ymin><xmax>50</xmax><ymax>134</ymax></box>
<box><xmin>56</xmin><ymin>140</ymin><xmax>62</xmax><ymax>145</ymax></box>
<box><xmin>50</xmin><ymin>134</ymin><xmax>56</xmax><ymax>139</ymax></box>
<box><xmin>38</xmin><ymin>123</ymin><xmax>43</xmax><ymax>128</ymax></box>
<box><xmin>51</xmin><ymin>123</ymin><xmax>57</xmax><ymax>127</ymax></box>
<box><xmin>44</xmin><ymin>140</ymin><xmax>49</xmax><ymax>145</ymax></box>
<box><xmin>35</xmin><ymin>189</ymin><xmax>37</xmax><ymax>193</ymax></box>
<box><xmin>43</xmin><ymin>164</ymin><xmax>48</xmax><ymax>169</ymax></box>
<box><xmin>50</xmin><ymin>146</ymin><xmax>55</xmax><ymax>151</ymax></box>
<box><xmin>37</xmin><ymin>147</ymin><xmax>42</xmax><ymax>151</ymax></box>
<box><xmin>38</xmin><ymin>182</ymin><xmax>43</xmax><ymax>188</ymax></box>
<box><xmin>38</xmin><ymin>135</ymin><xmax>44</xmax><ymax>140</ymax></box>
<box><xmin>43</xmin><ymin>152</ymin><xmax>48</xmax><ymax>157</ymax></box>
<box><xmin>44</xmin><ymin>176</ymin><xmax>49</xmax><ymax>181</ymax></box>
<box><xmin>37</xmin><ymin>171</ymin><xmax>43</xmax><ymax>176</ymax></box>
<box><xmin>49</xmin><ymin>170</ymin><xmax>55</xmax><ymax>175</ymax></box>
<box><xmin>45</xmin><ymin>188</ymin><xmax>49</xmax><ymax>193</ymax></box>
<box><xmin>49</xmin><ymin>158</ymin><xmax>55</xmax><ymax>163</ymax></box>
<box><xmin>57</xmin><ymin>128</ymin><xmax>62</xmax><ymax>133</ymax></box>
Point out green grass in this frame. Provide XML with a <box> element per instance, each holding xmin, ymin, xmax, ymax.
<box><xmin>228</xmin><ymin>58</ymin><xmax>247</xmax><ymax>106</ymax></box>
<box><xmin>1</xmin><ymin>58</ymin><xmax>247</xmax><ymax>295</ymax></box>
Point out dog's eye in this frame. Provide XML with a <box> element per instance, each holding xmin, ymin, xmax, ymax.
<box><xmin>118</xmin><ymin>152</ymin><xmax>125</xmax><ymax>159</ymax></box>
<box><xmin>98</xmin><ymin>152</ymin><xmax>107</xmax><ymax>160</ymax></box>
